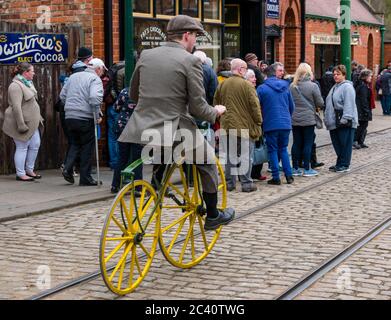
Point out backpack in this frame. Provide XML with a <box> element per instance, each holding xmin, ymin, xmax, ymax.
<box><xmin>103</xmin><ymin>61</ymin><xmax>125</xmax><ymax>105</ymax></box>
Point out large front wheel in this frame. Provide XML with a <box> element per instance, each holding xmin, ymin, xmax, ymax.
<box><xmin>158</xmin><ymin>159</ymin><xmax>227</xmax><ymax>268</ymax></box>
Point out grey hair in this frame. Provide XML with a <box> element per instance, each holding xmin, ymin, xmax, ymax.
<box><xmin>265</xmin><ymin>62</ymin><xmax>284</xmax><ymax>77</ymax></box>
<box><xmin>193</xmin><ymin>50</ymin><xmax>207</xmax><ymax>63</ymax></box>
<box><xmin>360</xmin><ymin>68</ymin><xmax>373</xmax><ymax>80</ymax></box>
<box><xmin>244</xmin><ymin>69</ymin><xmax>255</xmax><ymax>80</ymax></box>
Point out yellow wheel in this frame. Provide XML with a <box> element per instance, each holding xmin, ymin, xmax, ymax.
<box><xmin>100</xmin><ymin>180</ymin><xmax>160</xmax><ymax>295</ymax></box>
<box><xmin>158</xmin><ymin>159</ymin><xmax>227</xmax><ymax>268</ymax></box>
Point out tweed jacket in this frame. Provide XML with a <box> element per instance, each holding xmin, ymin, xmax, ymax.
<box><xmin>2</xmin><ymin>77</ymin><xmax>43</xmax><ymax>142</ymax></box>
<box><xmin>119</xmin><ymin>42</ymin><xmax>218</xmax><ymax>161</ymax></box>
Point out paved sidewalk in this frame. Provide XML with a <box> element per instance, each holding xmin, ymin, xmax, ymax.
<box><xmin>0</xmin><ymin>103</ymin><xmax>390</xmax><ymax>222</ymax></box>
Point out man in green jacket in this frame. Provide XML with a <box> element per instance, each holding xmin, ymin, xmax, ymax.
<box><xmin>214</xmin><ymin>58</ymin><xmax>263</xmax><ymax>192</ymax></box>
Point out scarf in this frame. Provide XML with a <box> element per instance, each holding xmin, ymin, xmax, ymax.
<box><xmin>17</xmin><ymin>74</ymin><xmax>33</xmax><ymax>88</ymax></box>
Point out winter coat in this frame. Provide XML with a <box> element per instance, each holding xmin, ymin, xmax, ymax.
<box><xmin>217</xmin><ymin>71</ymin><xmax>232</xmax><ymax>84</ymax></box>
<box><xmin>201</xmin><ymin>63</ymin><xmax>218</xmax><ymax>105</ymax></box>
<box><xmin>60</xmin><ymin>68</ymin><xmax>103</xmax><ymax>120</ymax></box>
<box><xmin>256</xmin><ymin>77</ymin><xmax>295</xmax><ymax>133</ymax></box>
<box><xmin>2</xmin><ymin>77</ymin><xmax>43</xmax><ymax>142</ymax></box>
<box><xmin>324</xmin><ymin>80</ymin><xmax>358</xmax><ymax>130</ymax></box>
<box><xmin>290</xmin><ymin>79</ymin><xmax>324</xmax><ymax>127</ymax></box>
<box><xmin>214</xmin><ymin>74</ymin><xmax>262</xmax><ymax>140</ymax></box>
<box><xmin>355</xmin><ymin>80</ymin><xmax>372</xmax><ymax>121</ymax></box>
<box><xmin>320</xmin><ymin>71</ymin><xmax>335</xmax><ymax>101</ymax></box>
<box><xmin>380</xmin><ymin>70</ymin><xmax>391</xmax><ymax>96</ymax></box>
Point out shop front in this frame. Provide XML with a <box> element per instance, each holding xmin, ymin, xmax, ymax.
<box><xmin>126</xmin><ymin>0</ymin><xmax>223</xmax><ymax>67</ymax></box>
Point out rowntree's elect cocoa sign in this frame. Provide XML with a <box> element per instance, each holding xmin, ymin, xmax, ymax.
<box><xmin>0</xmin><ymin>33</ymin><xmax>68</xmax><ymax>64</ymax></box>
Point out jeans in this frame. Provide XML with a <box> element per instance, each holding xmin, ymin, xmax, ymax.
<box><xmin>221</xmin><ymin>135</ymin><xmax>255</xmax><ymax>188</ymax></box>
<box><xmin>112</xmin><ymin>142</ymin><xmax>143</xmax><ymax>189</ymax></box>
<box><xmin>264</xmin><ymin>130</ymin><xmax>292</xmax><ymax>180</ymax></box>
<box><xmin>13</xmin><ymin>129</ymin><xmax>41</xmax><ymax>177</ymax></box>
<box><xmin>64</xmin><ymin>118</ymin><xmax>95</xmax><ymax>184</ymax></box>
<box><xmin>291</xmin><ymin>125</ymin><xmax>315</xmax><ymax>170</ymax></box>
<box><xmin>381</xmin><ymin>95</ymin><xmax>391</xmax><ymax>115</ymax></box>
<box><xmin>329</xmin><ymin>127</ymin><xmax>355</xmax><ymax>168</ymax></box>
<box><xmin>107</xmin><ymin>105</ymin><xmax>119</xmax><ymax>169</ymax></box>
<box><xmin>355</xmin><ymin>120</ymin><xmax>369</xmax><ymax>145</ymax></box>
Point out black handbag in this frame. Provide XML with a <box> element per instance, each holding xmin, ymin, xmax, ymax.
<box><xmin>331</xmin><ymin>87</ymin><xmax>352</xmax><ymax>128</ymax></box>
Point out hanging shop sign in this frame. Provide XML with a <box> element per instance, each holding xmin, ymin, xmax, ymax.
<box><xmin>0</xmin><ymin>33</ymin><xmax>68</xmax><ymax>64</ymax></box>
<box><xmin>266</xmin><ymin>0</ymin><xmax>280</xmax><ymax>19</ymax></box>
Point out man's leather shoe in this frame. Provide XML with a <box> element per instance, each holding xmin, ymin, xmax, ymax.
<box><xmin>80</xmin><ymin>179</ymin><xmax>102</xmax><ymax>186</ymax></box>
<box><xmin>204</xmin><ymin>208</ymin><xmax>235</xmax><ymax>230</ymax></box>
<box><xmin>111</xmin><ymin>186</ymin><xmax>119</xmax><ymax>193</ymax></box>
<box><xmin>286</xmin><ymin>176</ymin><xmax>294</xmax><ymax>184</ymax></box>
<box><xmin>62</xmin><ymin>171</ymin><xmax>74</xmax><ymax>184</ymax></box>
<box><xmin>227</xmin><ymin>185</ymin><xmax>236</xmax><ymax>192</ymax></box>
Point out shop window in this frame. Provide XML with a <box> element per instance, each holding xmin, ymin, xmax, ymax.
<box><xmin>134</xmin><ymin>0</ymin><xmax>153</xmax><ymax>16</ymax></box>
<box><xmin>182</xmin><ymin>0</ymin><xmax>200</xmax><ymax>18</ymax></box>
<box><xmin>224</xmin><ymin>4</ymin><xmax>240</xmax><ymax>26</ymax></box>
<box><xmin>156</xmin><ymin>0</ymin><xmax>176</xmax><ymax>16</ymax></box>
<box><xmin>134</xmin><ymin>19</ymin><xmax>168</xmax><ymax>57</ymax></box>
<box><xmin>196</xmin><ymin>24</ymin><xmax>221</xmax><ymax>68</ymax></box>
<box><xmin>204</xmin><ymin>0</ymin><xmax>221</xmax><ymax>21</ymax></box>
<box><xmin>224</xmin><ymin>28</ymin><xmax>240</xmax><ymax>58</ymax></box>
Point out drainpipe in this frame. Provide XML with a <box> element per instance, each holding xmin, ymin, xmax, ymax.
<box><xmin>340</xmin><ymin>0</ymin><xmax>351</xmax><ymax>80</ymax></box>
<box><xmin>124</xmin><ymin>0</ymin><xmax>135</xmax><ymax>85</ymax></box>
<box><xmin>104</xmin><ymin>0</ymin><xmax>113</xmax><ymax>67</ymax></box>
<box><xmin>380</xmin><ymin>25</ymin><xmax>386</xmax><ymax>68</ymax></box>
<box><xmin>300</xmin><ymin>0</ymin><xmax>306</xmax><ymax>62</ymax></box>
<box><xmin>261</xmin><ymin>0</ymin><xmax>266</xmax><ymax>60</ymax></box>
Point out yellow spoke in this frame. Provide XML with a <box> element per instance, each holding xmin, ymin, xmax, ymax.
<box><xmin>109</xmin><ymin>242</ymin><xmax>133</xmax><ymax>282</ymax></box>
<box><xmin>191</xmin><ymin>166</ymin><xmax>199</xmax><ymax>203</ymax></box>
<box><xmin>191</xmin><ymin>222</ymin><xmax>195</xmax><ymax>260</ymax></box>
<box><xmin>117</xmin><ymin>246</ymin><xmax>128</xmax><ymax>290</ymax></box>
<box><xmin>111</xmin><ymin>216</ymin><xmax>128</xmax><ymax>235</ymax></box>
<box><xmin>138</xmin><ymin>187</ymin><xmax>146</xmax><ymax>215</ymax></box>
<box><xmin>105</xmin><ymin>236</ymin><xmax>134</xmax><ymax>241</ymax></box>
<box><xmin>179</xmin><ymin>166</ymin><xmax>190</xmax><ymax>198</ymax></box>
<box><xmin>144</xmin><ymin>233</ymin><xmax>158</xmax><ymax>238</ymax></box>
<box><xmin>167</xmin><ymin>183</ymin><xmax>188</xmax><ymax>201</ymax></box>
<box><xmin>179</xmin><ymin>215</ymin><xmax>196</xmax><ymax>263</ymax></box>
<box><xmin>134</xmin><ymin>250</ymin><xmax>143</xmax><ymax>276</ymax></box>
<box><xmin>218</xmin><ymin>184</ymin><xmax>224</xmax><ymax>191</ymax></box>
<box><xmin>167</xmin><ymin>218</ymin><xmax>187</xmax><ymax>254</ymax></box>
<box><xmin>162</xmin><ymin>205</ymin><xmax>187</xmax><ymax>209</ymax></box>
<box><xmin>138</xmin><ymin>243</ymin><xmax>152</xmax><ymax>259</ymax></box>
<box><xmin>105</xmin><ymin>240</ymin><xmax>127</xmax><ymax>264</ymax></box>
<box><xmin>128</xmin><ymin>247</ymin><xmax>136</xmax><ymax>288</ymax></box>
<box><xmin>132</xmin><ymin>197</ymin><xmax>154</xmax><ymax>231</ymax></box>
<box><xmin>161</xmin><ymin>210</ymin><xmax>194</xmax><ymax>233</ymax></box>
<box><xmin>197</xmin><ymin>215</ymin><xmax>209</xmax><ymax>250</ymax></box>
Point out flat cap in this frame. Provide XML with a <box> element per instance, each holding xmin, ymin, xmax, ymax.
<box><xmin>167</xmin><ymin>15</ymin><xmax>204</xmax><ymax>35</ymax></box>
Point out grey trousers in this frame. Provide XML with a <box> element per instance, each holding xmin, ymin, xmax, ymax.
<box><xmin>222</xmin><ymin>135</ymin><xmax>254</xmax><ymax>188</ymax></box>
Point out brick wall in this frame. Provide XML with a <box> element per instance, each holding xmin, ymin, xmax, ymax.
<box><xmin>385</xmin><ymin>43</ymin><xmax>391</xmax><ymax>67</ymax></box>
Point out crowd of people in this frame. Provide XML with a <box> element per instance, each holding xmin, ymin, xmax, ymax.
<box><xmin>2</xmin><ymin>15</ymin><xmax>389</xmax><ymax>214</ymax></box>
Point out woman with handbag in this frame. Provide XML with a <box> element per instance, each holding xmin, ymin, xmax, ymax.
<box><xmin>290</xmin><ymin>63</ymin><xmax>324</xmax><ymax>177</ymax></box>
<box><xmin>2</xmin><ymin>62</ymin><xmax>44</xmax><ymax>181</ymax></box>
<box><xmin>324</xmin><ymin>65</ymin><xmax>358</xmax><ymax>173</ymax></box>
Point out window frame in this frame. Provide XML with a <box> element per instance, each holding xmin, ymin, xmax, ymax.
<box><xmin>224</xmin><ymin>4</ymin><xmax>240</xmax><ymax>27</ymax></box>
<box><xmin>156</xmin><ymin>0</ymin><xmax>179</xmax><ymax>19</ymax></box>
<box><xmin>133</xmin><ymin>0</ymin><xmax>154</xmax><ymax>18</ymax></box>
<box><xmin>203</xmin><ymin>0</ymin><xmax>222</xmax><ymax>23</ymax></box>
<box><xmin>181</xmin><ymin>0</ymin><xmax>202</xmax><ymax>20</ymax></box>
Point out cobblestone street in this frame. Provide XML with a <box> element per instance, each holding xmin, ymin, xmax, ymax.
<box><xmin>1</xmin><ymin>123</ymin><xmax>391</xmax><ymax>300</ymax></box>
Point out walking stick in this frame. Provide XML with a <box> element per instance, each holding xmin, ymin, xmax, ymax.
<box><xmin>93</xmin><ymin>112</ymin><xmax>101</xmax><ymax>188</ymax></box>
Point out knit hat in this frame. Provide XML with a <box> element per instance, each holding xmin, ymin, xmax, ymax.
<box><xmin>77</xmin><ymin>47</ymin><xmax>93</xmax><ymax>60</ymax></box>
<box><xmin>245</xmin><ymin>53</ymin><xmax>258</xmax><ymax>64</ymax></box>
